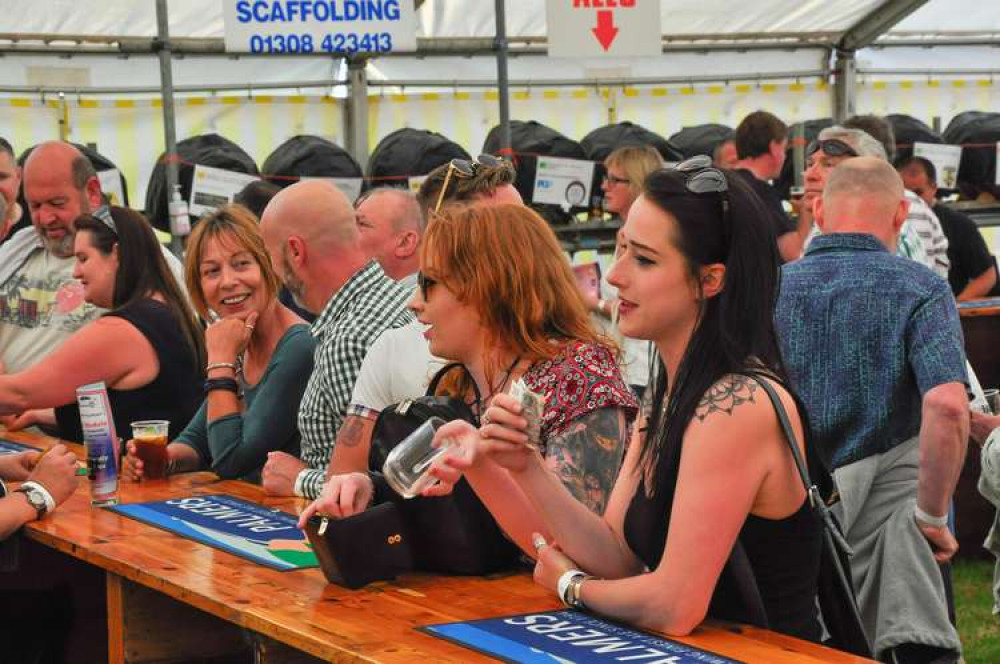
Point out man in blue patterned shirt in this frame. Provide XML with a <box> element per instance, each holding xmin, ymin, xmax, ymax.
<box><xmin>776</xmin><ymin>158</ymin><xmax>968</xmax><ymax>664</ymax></box>
<box><xmin>259</xmin><ymin>180</ymin><xmax>413</xmax><ymax>499</ymax></box>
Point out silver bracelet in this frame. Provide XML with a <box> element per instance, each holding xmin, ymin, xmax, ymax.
<box><xmin>914</xmin><ymin>505</ymin><xmax>948</xmax><ymax>528</ymax></box>
<box><xmin>206</xmin><ymin>361</ymin><xmax>238</xmax><ymax>373</ymax></box>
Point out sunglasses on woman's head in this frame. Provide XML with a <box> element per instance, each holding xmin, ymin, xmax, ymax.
<box><xmin>433</xmin><ymin>154</ymin><xmax>505</xmax><ymax>213</ymax></box>
<box><xmin>92</xmin><ymin>204</ymin><xmax>118</xmax><ymax>235</ymax></box>
<box><xmin>806</xmin><ymin>138</ymin><xmax>859</xmax><ymax>159</ymax></box>
<box><xmin>670</xmin><ymin>155</ymin><xmax>731</xmax><ymax>237</ymax></box>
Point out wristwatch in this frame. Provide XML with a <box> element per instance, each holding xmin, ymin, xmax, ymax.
<box><xmin>15</xmin><ymin>484</ymin><xmax>48</xmax><ymax>520</ymax></box>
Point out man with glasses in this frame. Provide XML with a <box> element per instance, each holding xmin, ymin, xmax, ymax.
<box><xmin>259</xmin><ymin>180</ymin><xmax>413</xmax><ymax>499</ymax></box>
<box><xmin>777</xmin><ymin>158</ymin><xmax>967</xmax><ymax>664</ymax></box>
<box><xmin>800</xmin><ymin>127</ymin><xmax>930</xmax><ymax>268</ymax></box>
<box><xmin>0</xmin><ymin>142</ymin><xmax>184</xmax><ymax>377</ymax></box>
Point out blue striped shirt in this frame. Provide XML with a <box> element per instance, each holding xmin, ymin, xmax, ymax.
<box><xmin>776</xmin><ymin>233</ymin><xmax>967</xmax><ymax>470</ymax></box>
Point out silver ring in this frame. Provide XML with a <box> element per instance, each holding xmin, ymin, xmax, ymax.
<box><xmin>481</xmin><ymin>413</ymin><xmax>491</xmax><ymax>426</ymax></box>
<box><xmin>532</xmin><ymin>534</ymin><xmax>546</xmax><ymax>553</ymax></box>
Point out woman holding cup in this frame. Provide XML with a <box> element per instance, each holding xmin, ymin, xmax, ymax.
<box><xmin>123</xmin><ymin>205</ymin><xmax>314</xmax><ymax>482</ymax></box>
<box><xmin>300</xmin><ymin>203</ymin><xmax>638</xmax><ymax>523</ymax></box>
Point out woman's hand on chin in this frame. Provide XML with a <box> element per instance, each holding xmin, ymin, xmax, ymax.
<box><xmin>205</xmin><ymin>311</ymin><xmax>258</xmax><ymax>364</ymax></box>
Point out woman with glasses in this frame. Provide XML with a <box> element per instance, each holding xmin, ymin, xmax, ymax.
<box><xmin>301</xmin><ymin>203</ymin><xmax>638</xmax><ymax>521</ymax></box>
<box><xmin>426</xmin><ymin>162</ymin><xmax>823</xmax><ymax>640</ymax></box>
<box><xmin>122</xmin><ymin>205</ymin><xmax>315</xmax><ymax>482</ymax></box>
<box><xmin>0</xmin><ymin>206</ymin><xmax>205</xmax><ymax>443</ymax></box>
<box><xmin>589</xmin><ymin>146</ymin><xmax>664</xmax><ymax>397</ymax></box>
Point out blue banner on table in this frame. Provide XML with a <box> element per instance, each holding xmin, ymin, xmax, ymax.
<box><xmin>423</xmin><ymin>610</ymin><xmax>743</xmax><ymax>664</ymax></box>
<box><xmin>0</xmin><ymin>438</ymin><xmax>40</xmax><ymax>455</ymax></box>
<box><xmin>109</xmin><ymin>494</ymin><xmax>318</xmax><ymax>571</ymax></box>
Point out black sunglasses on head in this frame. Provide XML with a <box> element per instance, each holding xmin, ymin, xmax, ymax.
<box><xmin>417</xmin><ymin>271</ymin><xmax>437</xmax><ymax>301</ymax></box>
<box><xmin>92</xmin><ymin>204</ymin><xmax>118</xmax><ymax>235</ymax></box>
<box><xmin>806</xmin><ymin>138</ymin><xmax>859</xmax><ymax>159</ymax></box>
<box><xmin>433</xmin><ymin>154</ymin><xmax>505</xmax><ymax>213</ymax></box>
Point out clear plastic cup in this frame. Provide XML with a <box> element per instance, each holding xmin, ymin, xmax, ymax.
<box><xmin>382</xmin><ymin>417</ymin><xmax>452</xmax><ymax>498</ymax></box>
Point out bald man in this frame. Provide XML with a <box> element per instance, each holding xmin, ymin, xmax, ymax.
<box><xmin>0</xmin><ymin>141</ymin><xmax>185</xmax><ymax>376</ymax></box>
<box><xmin>776</xmin><ymin>158</ymin><xmax>967</xmax><ymax>663</ymax></box>
<box><xmin>355</xmin><ymin>187</ymin><xmax>424</xmax><ymax>286</ymax></box>
<box><xmin>258</xmin><ymin>180</ymin><xmax>413</xmax><ymax>498</ymax></box>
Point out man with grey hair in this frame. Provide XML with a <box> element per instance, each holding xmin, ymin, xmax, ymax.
<box><xmin>800</xmin><ymin>126</ymin><xmax>933</xmax><ymax>270</ymax></box>
<box><xmin>259</xmin><ymin>180</ymin><xmax>413</xmax><ymax>499</ymax></box>
<box><xmin>355</xmin><ymin>187</ymin><xmax>424</xmax><ymax>287</ymax></box>
<box><xmin>777</xmin><ymin>158</ymin><xmax>967</xmax><ymax>663</ymax></box>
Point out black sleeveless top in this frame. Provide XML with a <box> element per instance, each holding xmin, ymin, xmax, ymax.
<box><xmin>55</xmin><ymin>298</ymin><xmax>204</xmax><ymax>444</ymax></box>
<box><xmin>623</xmin><ymin>388</ymin><xmax>823</xmax><ymax>641</ymax></box>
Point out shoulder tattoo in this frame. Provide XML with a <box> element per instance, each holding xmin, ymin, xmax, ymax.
<box><xmin>694</xmin><ymin>375</ymin><xmax>758</xmax><ymax>422</ymax></box>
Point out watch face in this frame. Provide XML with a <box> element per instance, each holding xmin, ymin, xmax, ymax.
<box><xmin>18</xmin><ymin>487</ymin><xmax>45</xmax><ymax>516</ymax></box>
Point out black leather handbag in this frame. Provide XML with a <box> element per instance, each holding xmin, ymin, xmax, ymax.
<box><xmin>368</xmin><ymin>363</ymin><xmax>520</xmax><ymax>575</ymax></box>
<box><xmin>302</xmin><ymin>501</ymin><xmax>412</xmax><ymax>589</ymax></box>
<box><xmin>753</xmin><ymin>376</ymin><xmax>873</xmax><ymax>658</ymax></box>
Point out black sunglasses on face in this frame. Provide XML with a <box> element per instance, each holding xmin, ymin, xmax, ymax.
<box><xmin>433</xmin><ymin>154</ymin><xmax>505</xmax><ymax>213</ymax></box>
<box><xmin>417</xmin><ymin>271</ymin><xmax>437</xmax><ymax>300</ymax></box>
<box><xmin>806</xmin><ymin>138</ymin><xmax>859</xmax><ymax>159</ymax></box>
<box><xmin>603</xmin><ymin>174</ymin><xmax>631</xmax><ymax>186</ymax></box>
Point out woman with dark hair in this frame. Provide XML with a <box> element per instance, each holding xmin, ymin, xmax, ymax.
<box><xmin>0</xmin><ymin>205</ymin><xmax>205</xmax><ymax>443</ymax></box>
<box><xmin>426</xmin><ymin>160</ymin><xmax>822</xmax><ymax>640</ymax></box>
<box><xmin>122</xmin><ymin>205</ymin><xmax>314</xmax><ymax>482</ymax></box>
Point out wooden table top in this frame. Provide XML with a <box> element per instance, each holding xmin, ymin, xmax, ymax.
<box><xmin>5</xmin><ymin>429</ymin><xmax>874</xmax><ymax>664</ymax></box>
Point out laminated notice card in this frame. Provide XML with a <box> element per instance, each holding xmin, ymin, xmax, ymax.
<box><xmin>423</xmin><ymin>610</ymin><xmax>743</xmax><ymax>664</ymax></box>
<box><xmin>110</xmin><ymin>494</ymin><xmax>318</xmax><ymax>571</ymax></box>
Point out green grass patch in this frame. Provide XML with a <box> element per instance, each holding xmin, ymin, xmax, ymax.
<box><xmin>955</xmin><ymin>558</ymin><xmax>1000</xmax><ymax>664</ymax></box>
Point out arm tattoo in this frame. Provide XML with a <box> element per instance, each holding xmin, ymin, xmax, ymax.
<box><xmin>337</xmin><ymin>415</ymin><xmax>368</xmax><ymax>449</ymax></box>
<box><xmin>543</xmin><ymin>407</ymin><xmax>628</xmax><ymax>515</ymax></box>
<box><xmin>694</xmin><ymin>374</ymin><xmax>757</xmax><ymax>422</ymax></box>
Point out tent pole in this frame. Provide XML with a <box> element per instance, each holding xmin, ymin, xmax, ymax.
<box><xmin>493</xmin><ymin>0</ymin><xmax>512</xmax><ymax>158</ymax></box>
<box><xmin>155</xmin><ymin>0</ymin><xmax>183</xmax><ymax>258</ymax></box>
<box><xmin>346</xmin><ymin>59</ymin><xmax>370</xmax><ymax>172</ymax></box>
<box><xmin>833</xmin><ymin>49</ymin><xmax>857</xmax><ymax>123</ymax></box>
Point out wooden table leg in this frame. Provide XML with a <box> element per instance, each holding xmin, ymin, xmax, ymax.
<box><xmin>107</xmin><ymin>573</ymin><xmax>125</xmax><ymax>664</ymax></box>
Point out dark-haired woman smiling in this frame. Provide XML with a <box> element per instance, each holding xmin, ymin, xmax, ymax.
<box><xmin>427</xmin><ymin>161</ymin><xmax>822</xmax><ymax>640</ymax></box>
<box><xmin>0</xmin><ymin>206</ymin><xmax>204</xmax><ymax>442</ymax></box>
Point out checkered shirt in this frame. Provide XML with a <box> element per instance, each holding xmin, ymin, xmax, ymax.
<box><xmin>296</xmin><ymin>261</ymin><xmax>413</xmax><ymax>498</ymax></box>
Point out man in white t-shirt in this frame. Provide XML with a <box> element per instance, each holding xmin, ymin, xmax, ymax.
<box><xmin>0</xmin><ymin>141</ymin><xmax>186</xmax><ymax>375</ymax></box>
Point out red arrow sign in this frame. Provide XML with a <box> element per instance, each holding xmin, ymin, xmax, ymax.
<box><xmin>591</xmin><ymin>10</ymin><xmax>619</xmax><ymax>51</ymax></box>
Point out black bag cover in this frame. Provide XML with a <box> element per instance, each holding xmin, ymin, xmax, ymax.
<box><xmin>887</xmin><ymin>114</ymin><xmax>943</xmax><ymax>163</ymax></box>
<box><xmin>581</xmin><ymin>121</ymin><xmax>683</xmax><ymax>163</ymax></box>
<box><xmin>774</xmin><ymin>117</ymin><xmax>835</xmax><ymax>199</ymax></box>
<box><xmin>483</xmin><ymin>120</ymin><xmax>588</xmax><ymax>224</ymax></box>
<box><xmin>144</xmin><ymin>133</ymin><xmax>259</xmax><ymax>232</ymax></box>
<box><xmin>367</xmin><ymin>128</ymin><xmax>470</xmax><ymax>190</ymax></box>
<box><xmin>303</xmin><ymin>502</ymin><xmax>413</xmax><ymax>589</ymax></box>
<box><xmin>943</xmin><ymin>111</ymin><xmax>1000</xmax><ymax>197</ymax></box>
<box><xmin>261</xmin><ymin>135</ymin><xmax>362</xmax><ymax>191</ymax></box>
<box><xmin>17</xmin><ymin>142</ymin><xmax>130</xmax><ymax>209</ymax></box>
<box><xmin>369</xmin><ymin>364</ymin><xmax>520</xmax><ymax>575</ymax></box>
<box><xmin>669</xmin><ymin>124</ymin><xmax>734</xmax><ymax>161</ymax></box>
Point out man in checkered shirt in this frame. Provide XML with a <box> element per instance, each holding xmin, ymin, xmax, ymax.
<box><xmin>259</xmin><ymin>180</ymin><xmax>413</xmax><ymax>498</ymax></box>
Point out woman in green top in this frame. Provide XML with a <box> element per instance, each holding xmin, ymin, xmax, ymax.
<box><xmin>122</xmin><ymin>204</ymin><xmax>315</xmax><ymax>482</ymax></box>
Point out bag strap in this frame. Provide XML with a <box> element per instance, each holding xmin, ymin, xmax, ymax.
<box><xmin>427</xmin><ymin>363</ymin><xmax>483</xmax><ymax>418</ymax></box>
<box><xmin>749</xmin><ymin>376</ymin><xmax>853</xmax><ymax>557</ymax></box>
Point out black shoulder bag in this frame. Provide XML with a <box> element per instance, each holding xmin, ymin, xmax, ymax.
<box><xmin>753</xmin><ymin>377</ymin><xmax>873</xmax><ymax>658</ymax></box>
<box><xmin>368</xmin><ymin>363</ymin><xmax>520</xmax><ymax>575</ymax></box>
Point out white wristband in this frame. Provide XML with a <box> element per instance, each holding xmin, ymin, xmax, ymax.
<box><xmin>914</xmin><ymin>505</ymin><xmax>948</xmax><ymax>528</ymax></box>
<box><xmin>21</xmin><ymin>480</ymin><xmax>56</xmax><ymax>514</ymax></box>
<box><xmin>293</xmin><ymin>470</ymin><xmax>308</xmax><ymax>498</ymax></box>
<box><xmin>557</xmin><ymin>569</ymin><xmax>583</xmax><ymax>607</ymax></box>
